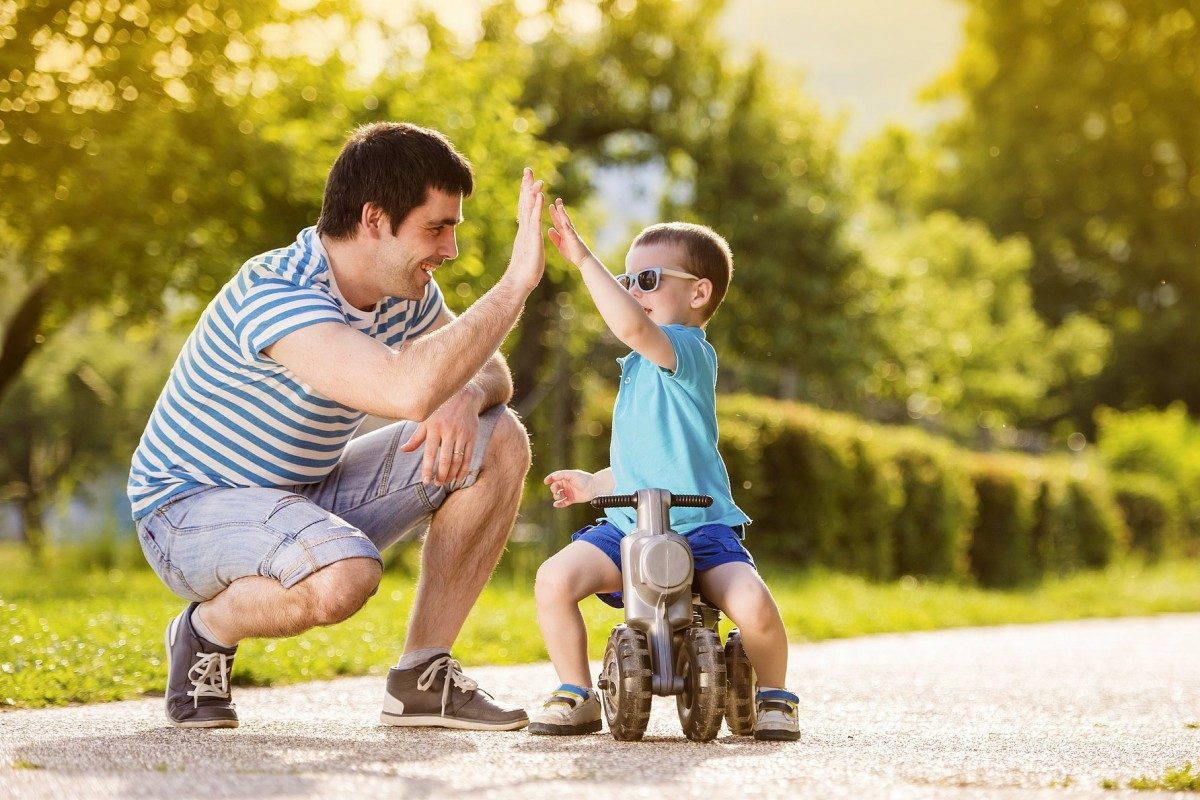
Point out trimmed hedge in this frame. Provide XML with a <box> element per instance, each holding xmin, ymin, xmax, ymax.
<box><xmin>966</xmin><ymin>455</ymin><xmax>1036</xmax><ymax>588</ymax></box>
<box><xmin>1111</xmin><ymin>473</ymin><xmax>1180</xmax><ymax>560</ymax></box>
<box><xmin>570</xmin><ymin>391</ymin><xmax>1137</xmax><ymax>585</ymax></box>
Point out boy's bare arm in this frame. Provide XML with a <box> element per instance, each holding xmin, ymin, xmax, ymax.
<box><xmin>544</xmin><ymin>466</ymin><xmax>615</xmax><ymax>508</ymax></box>
<box><xmin>547</xmin><ymin>198</ymin><xmax>676</xmax><ymax>371</ymax></box>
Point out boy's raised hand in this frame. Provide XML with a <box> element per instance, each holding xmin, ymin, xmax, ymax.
<box><xmin>547</xmin><ymin>198</ymin><xmax>598</xmax><ymax>269</ymax></box>
<box><xmin>544</xmin><ymin>469</ymin><xmax>596</xmax><ymax>509</ymax></box>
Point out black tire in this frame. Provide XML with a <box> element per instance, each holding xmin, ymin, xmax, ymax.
<box><xmin>723</xmin><ymin>629</ymin><xmax>756</xmax><ymax>735</ymax></box>
<box><xmin>676</xmin><ymin>626</ymin><xmax>726</xmax><ymax>741</ymax></box>
<box><xmin>598</xmin><ymin>625</ymin><xmax>652</xmax><ymax>741</ymax></box>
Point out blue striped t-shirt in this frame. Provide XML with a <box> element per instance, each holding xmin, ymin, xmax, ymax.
<box><xmin>127</xmin><ymin>226</ymin><xmax>444</xmax><ymax>520</ymax></box>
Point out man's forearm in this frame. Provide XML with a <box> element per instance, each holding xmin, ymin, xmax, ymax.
<box><xmin>392</xmin><ymin>279</ymin><xmax>527</xmax><ymax>419</ymax></box>
<box><xmin>463</xmin><ymin>353</ymin><xmax>513</xmax><ymax>411</ymax></box>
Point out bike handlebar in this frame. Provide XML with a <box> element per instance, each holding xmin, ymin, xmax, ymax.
<box><xmin>590</xmin><ymin>492</ymin><xmax>713</xmax><ymax>510</ymax></box>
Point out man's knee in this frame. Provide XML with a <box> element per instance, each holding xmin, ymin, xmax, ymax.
<box><xmin>307</xmin><ymin>557</ymin><xmax>382</xmax><ymax>626</ymax></box>
<box><xmin>486</xmin><ymin>408</ymin><xmax>532</xmax><ymax>475</ymax></box>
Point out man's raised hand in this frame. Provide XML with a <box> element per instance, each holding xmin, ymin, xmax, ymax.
<box><xmin>505</xmin><ymin>167</ymin><xmax>546</xmax><ymax>294</ymax></box>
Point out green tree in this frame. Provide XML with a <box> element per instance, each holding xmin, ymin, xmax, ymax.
<box><xmin>518</xmin><ymin>0</ymin><xmax>866</xmax><ymax>406</ymax></box>
<box><xmin>0</xmin><ymin>0</ymin><xmax>341</xmax><ymax>403</ymax></box>
<box><xmin>851</xmin><ymin>127</ymin><xmax>1111</xmax><ymax>437</ymax></box>
<box><xmin>856</xmin><ymin>209</ymin><xmax>1111</xmax><ymax>437</ymax></box>
<box><xmin>0</xmin><ymin>312</ymin><xmax>178</xmax><ymax>557</ymax></box>
<box><xmin>928</xmin><ymin>0</ymin><xmax>1200</xmax><ymax>417</ymax></box>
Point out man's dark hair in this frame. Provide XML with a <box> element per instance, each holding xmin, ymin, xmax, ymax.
<box><xmin>631</xmin><ymin>222</ymin><xmax>734</xmax><ymax>321</ymax></box>
<box><xmin>316</xmin><ymin>122</ymin><xmax>474</xmax><ymax>239</ymax></box>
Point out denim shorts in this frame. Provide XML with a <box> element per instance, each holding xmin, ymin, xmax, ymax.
<box><xmin>135</xmin><ymin>405</ymin><xmax>507</xmax><ymax>602</ymax></box>
<box><xmin>571</xmin><ymin>521</ymin><xmax>755</xmax><ymax>609</ymax></box>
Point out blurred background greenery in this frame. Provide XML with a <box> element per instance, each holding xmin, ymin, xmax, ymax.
<box><xmin>2</xmin><ymin>0</ymin><xmax>1198</xmax><ymax>584</ymax></box>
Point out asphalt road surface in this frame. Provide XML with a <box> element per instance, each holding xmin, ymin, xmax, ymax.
<box><xmin>2</xmin><ymin>615</ymin><xmax>1197</xmax><ymax>799</ymax></box>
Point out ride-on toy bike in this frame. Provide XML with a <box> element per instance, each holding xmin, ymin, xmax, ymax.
<box><xmin>591</xmin><ymin>489</ymin><xmax>756</xmax><ymax>741</ymax></box>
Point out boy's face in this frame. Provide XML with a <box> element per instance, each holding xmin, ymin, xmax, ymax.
<box><xmin>622</xmin><ymin>242</ymin><xmax>710</xmax><ymax>327</ymax></box>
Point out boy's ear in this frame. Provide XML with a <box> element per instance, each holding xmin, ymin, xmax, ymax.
<box><xmin>690</xmin><ymin>278</ymin><xmax>713</xmax><ymax>309</ymax></box>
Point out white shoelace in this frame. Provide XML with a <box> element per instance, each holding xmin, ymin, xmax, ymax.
<box><xmin>187</xmin><ymin>651</ymin><xmax>231</xmax><ymax>707</ymax></box>
<box><xmin>416</xmin><ymin>656</ymin><xmax>478</xmax><ymax>716</ymax></box>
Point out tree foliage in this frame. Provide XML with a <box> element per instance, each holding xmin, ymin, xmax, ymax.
<box><xmin>519</xmin><ymin>0</ymin><xmax>867</xmax><ymax>406</ymax></box>
<box><xmin>0</xmin><ymin>0</ymin><xmax>330</xmax><ymax>400</ymax></box>
<box><xmin>928</xmin><ymin>0</ymin><xmax>1200</xmax><ymax>415</ymax></box>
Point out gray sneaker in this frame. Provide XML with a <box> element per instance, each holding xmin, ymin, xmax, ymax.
<box><xmin>164</xmin><ymin>603</ymin><xmax>238</xmax><ymax>728</ymax></box>
<box><xmin>754</xmin><ymin>689</ymin><xmax>801</xmax><ymax>741</ymax></box>
<box><xmin>528</xmin><ymin>686</ymin><xmax>602</xmax><ymax>735</ymax></box>
<box><xmin>380</xmin><ymin>655</ymin><xmax>528</xmax><ymax>731</ymax></box>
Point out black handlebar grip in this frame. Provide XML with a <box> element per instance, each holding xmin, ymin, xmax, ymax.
<box><xmin>590</xmin><ymin>494</ymin><xmax>638</xmax><ymax>509</ymax></box>
<box><xmin>589</xmin><ymin>492</ymin><xmax>714</xmax><ymax>509</ymax></box>
<box><xmin>671</xmin><ymin>494</ymin><xmax>714</xmax><ymax>508</ymax></box>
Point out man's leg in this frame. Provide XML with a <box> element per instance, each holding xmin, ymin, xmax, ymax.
<box><xmin>374</xmin><ymin>408</ymin><xmax>533</xmax><ymax>730</ymax></box>
<box><xmin>401</xmin><ymin>408</ymin><xmax>531</xmax><ymax>652</ymax></box>
<box><xmin>198</xmin><ymin>557</ymin><xmax>382</xmax><ymax>645</ymax></box>
<box><xmin>281</xmin><ymin>405</ymin><xmax>532</xmax><ymax>729</ymax></box>
<box><xmin>138</xmin><ymin>486</ymin><xmax>385</xmax><ymax>727</ymax></box>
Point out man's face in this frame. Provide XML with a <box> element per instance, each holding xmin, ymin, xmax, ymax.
<box><xmin>374</xmin><ymin>188</ymin><xmax>463</xmax><ymax>301</ymax></box>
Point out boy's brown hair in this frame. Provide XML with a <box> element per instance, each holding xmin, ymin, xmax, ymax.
<box><xmin>631</xmin><ymin>222</ymin><xmax>733</xmax><ymax>321</ymax></box>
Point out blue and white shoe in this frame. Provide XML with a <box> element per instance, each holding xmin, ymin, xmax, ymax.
<box><xmin>528</xmin><ymin>684</ymin><xmax>602</xmax><ymax>735</ymax></box>
<box><xmin>754</xmin><ymin>688</ymin><xmax>800</xmax><ymax>741</ymax></box>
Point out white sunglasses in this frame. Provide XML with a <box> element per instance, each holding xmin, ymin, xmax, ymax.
<box><xmin>615</xmin><ymin>266</ymin><xmax>699</xmax><ymax>293</ymax></box>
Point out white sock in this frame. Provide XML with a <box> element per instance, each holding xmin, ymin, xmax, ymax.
<box><xmin>396</xmin><ymin>647</ymin><xmax>451</xmax><ymax>670</ymax></box>
<box><xmin>189</xmin><ymin>606</ymin><xmax>235</xmax><ymax>649</ymax></box>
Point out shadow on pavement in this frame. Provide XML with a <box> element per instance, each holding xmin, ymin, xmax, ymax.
<box><xmin>504</xmin><ymin>731</ymin><xmax>780</xmax><ymax>789</ymax></box>
<box><xmin>12</xmin><ymin>728</ymin><xmax>468</xmax><ymax>798</ymax></box>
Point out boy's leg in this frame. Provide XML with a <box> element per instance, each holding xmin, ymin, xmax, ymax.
<box><xmin>695</xmin><ymin>561</ymin><xmax>788</xmax><ymax>688</ymax></box>
<box><xmin>534</xmin><ymin>540</ymin><xmax>622</xmax><ymax>687</ymax></box>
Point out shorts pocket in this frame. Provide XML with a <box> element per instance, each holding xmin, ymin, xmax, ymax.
<box><xmin>265</xmin><ymin>494</ymin><xmax>338</xmax><ymax>540</ymax></box>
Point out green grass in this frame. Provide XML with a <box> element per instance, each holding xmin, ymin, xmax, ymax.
<box><xmin>1</xmin><ymin>543</ymin><xmax>1198</xmax><ymax>709</ymax></box>
<box><xmin>1105</xmin><ymin>763</ymin><xmax>1200</xmax><ymax>792</ymax></box>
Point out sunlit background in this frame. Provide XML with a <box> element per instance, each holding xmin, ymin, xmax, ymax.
<box><xmin>1</xmin><ymin>0</ymin><xmax>1198</xmax><ymax>588</ymax></box>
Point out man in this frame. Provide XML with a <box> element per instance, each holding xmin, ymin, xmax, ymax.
<box><xmin>128</xmin><ymin>122</ymin><xmax>546</xmax><ymax>730</ymax></box>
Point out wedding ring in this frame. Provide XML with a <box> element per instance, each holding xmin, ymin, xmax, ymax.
<box><xmin>452</xmin><ymin>449</ymin><xmax>465</xmax><ymax>456</ymax></box>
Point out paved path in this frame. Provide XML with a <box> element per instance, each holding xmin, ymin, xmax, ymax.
<box><xmin>2</xmin><ymin>615</ymin><xmax>1198</xmax><ymax>799</ymax></box>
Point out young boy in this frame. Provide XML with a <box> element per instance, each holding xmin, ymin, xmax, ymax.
<box><xmin>529</xmin><ymin>198</ymin><xmax>800</xmax><ymax>741</ymax></box>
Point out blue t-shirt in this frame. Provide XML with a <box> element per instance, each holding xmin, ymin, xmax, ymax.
<box><xmin>605</xmin><ymin>324</ymin><xmax>751</xmax><ymax>535</ymax></box>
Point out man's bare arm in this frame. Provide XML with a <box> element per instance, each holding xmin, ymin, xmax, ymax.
<box><xmin>419</xmin><ymin>306</ymin><xmax>514</xmax><ymax>411</ymax></box>
<box><xmin>263</xmin><ymin>170</ymin><xmax>544</xmax><ymax>419</ymax></box>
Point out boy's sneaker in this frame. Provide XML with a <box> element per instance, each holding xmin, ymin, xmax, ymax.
<box><xmin>380</xmin><ymin>654</ymin><xmax>528</xmax><ymax>730</ymax></box>
<box><xmin>528</xmin><ymin>685</ymin><xmax>603</xmax><ymax>735</ymax></box>
<box><xmin>754</xmin><ymin>689</ymin><xmax>801</xmax><ymax>741</ymax></box>
<box><xmin>164</xmin><ymin>603</ymin><xmax>238</xmax><ymax>728</ymax></box>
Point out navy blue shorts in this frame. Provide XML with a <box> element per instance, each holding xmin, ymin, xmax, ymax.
<box><xmin>571</xmin><ymin>521</ymin><xmax>756</xmax><ymax>609</ymax></box>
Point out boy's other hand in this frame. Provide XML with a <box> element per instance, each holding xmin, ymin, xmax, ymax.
<box><xmin>544</xmin><ymin>469</ymin><xmax>596</xmax><ymax>508</ymax></box>
<box><xmin>547</xmin><ymin>198</ymin><xmax>598</xmax><ymax>269</ymax></box>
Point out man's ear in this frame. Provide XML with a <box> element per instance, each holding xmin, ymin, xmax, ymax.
<box><xmin>360</xmin><ymin>203</ymin><xmax>388</xmax><ymax>239</ymax></box>
<box><xmin>690</xmin><ymin>278</ymin><xmax>713</xmax><ymax>309</ymax></box>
